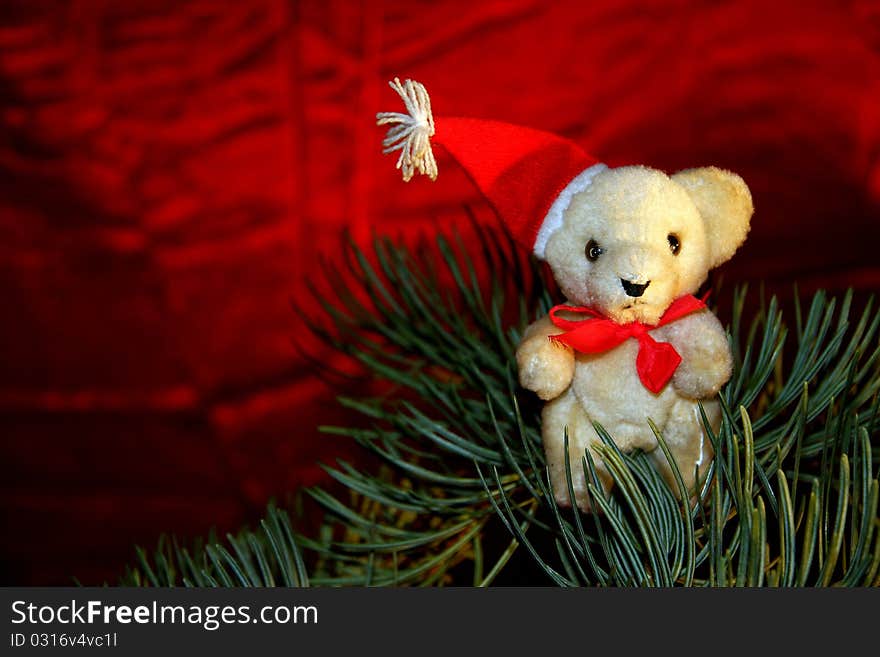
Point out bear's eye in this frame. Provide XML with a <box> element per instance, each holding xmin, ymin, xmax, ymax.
<box><xmin>585</xmin><ymin>239</ymin><xmax>603</xmax><ymax>262</ymax></box>
<box><xmin>667</xmin><ymin>233</ymin><xmax>681</xmax><ymax>256</ymax></box>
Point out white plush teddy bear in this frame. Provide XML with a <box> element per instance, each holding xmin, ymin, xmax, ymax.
<box><xmin>516</xmin><ymin>165</ymin><xmax>752</xmax><ymax>510</ymax></box>
<box><xmin>377</xmin><ymin>79</ymin><xmax>753</xmax><ymax>512</ymax></box>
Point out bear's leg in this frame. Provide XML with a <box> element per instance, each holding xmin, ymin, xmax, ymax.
<box><xmin>649</xmin><ymin>397</ymin><xmax>719</xmax><ymax>498</ymax></box>
<box><xmin>542</xmin><ymin>388</ymin><xmax>611</xmax><ymax>512</ymax></box>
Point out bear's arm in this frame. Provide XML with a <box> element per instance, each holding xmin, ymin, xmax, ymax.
<box><xmin>516</xmin><ymin>315</ymin><xmax>575</xmax><ymax>401</ymax></box>
<box><xmin>658</xmin><ymin>309</ymin><xmax>732</xmax><ymax>400</ymax></box>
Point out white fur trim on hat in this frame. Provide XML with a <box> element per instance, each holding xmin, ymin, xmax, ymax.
<box><xmin>533</xmin><ymin>163</ymin><xmax>608</xmax><ymax>260</ymax></box>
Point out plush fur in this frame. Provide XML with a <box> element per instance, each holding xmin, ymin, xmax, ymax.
<box><xmin>516</xmin><ymin>165</ymin><xmax>753</xmax><ymax>511</ymax></box>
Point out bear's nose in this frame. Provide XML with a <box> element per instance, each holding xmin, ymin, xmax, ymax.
<box><xmin>621</xmin><ymin>279</ymin><xmax>650</xmax><ymax>298</ymax></box>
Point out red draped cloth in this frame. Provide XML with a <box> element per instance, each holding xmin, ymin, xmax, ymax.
<box><xmin>1</xmin><ymin>0</ymin><xmax>878</xmax><ymax>583</ymax></box>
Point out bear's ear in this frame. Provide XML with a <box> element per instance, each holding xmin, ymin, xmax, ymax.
<box><xmin>672</xmin><ymin>167</ymin><xmax>753</xmax><ymax>268</ymax></box>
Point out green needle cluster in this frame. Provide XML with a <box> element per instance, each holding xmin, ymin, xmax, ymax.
<box><xmin>123</xmin><ymin>226</ymin><xmax>880</xmax><ymax>587</ymax></box>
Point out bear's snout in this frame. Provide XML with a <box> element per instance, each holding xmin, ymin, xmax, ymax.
<box><xmin>621</xmin><ymin>279</ymin><xmax>650</xmax><ymax>297</ymax></box>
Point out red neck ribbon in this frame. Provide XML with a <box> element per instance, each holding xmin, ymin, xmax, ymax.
<box><xmin>548</xmin><ymin>294</ymin><xmax>706</xmax><ymax>394</ymax></box>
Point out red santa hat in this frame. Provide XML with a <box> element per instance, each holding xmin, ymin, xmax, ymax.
<box><xmin>376</xmin><ymin>78</ymin><xmax>607</xmax><ymax>259</ymax></box>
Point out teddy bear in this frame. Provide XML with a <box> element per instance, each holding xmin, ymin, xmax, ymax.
<box><xmin>515</xmin><ymin>165</ymin><xmax>752</xmax><ymax>510</ymax></box>
<box><xmin>376</xmin><ymin>78</ymin><xmax>753</xmax><ymax>511</ymax></box>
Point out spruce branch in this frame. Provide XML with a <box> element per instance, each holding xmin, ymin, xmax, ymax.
<box><xmin>123</xmin><ymin>225</ymin><xmax>880</xmax><ymax>587</ymax></box>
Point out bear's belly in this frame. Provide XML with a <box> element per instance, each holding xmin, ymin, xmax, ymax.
<box><xmin>570</xmin><ymin>339</ymin><xmax>680</xmax><ymax>452</ymax></box>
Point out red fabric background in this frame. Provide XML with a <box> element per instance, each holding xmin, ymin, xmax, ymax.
<box><xmin>2</xmin><ymin>0</ymin><xmax>879</xmax><ymax>584</ymax></box>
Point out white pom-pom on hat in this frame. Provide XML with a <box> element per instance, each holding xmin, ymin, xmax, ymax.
<box><xmin>376</xmin><ymin>78</ymin><xmax>437</xmax><ymax>182</ymax></box>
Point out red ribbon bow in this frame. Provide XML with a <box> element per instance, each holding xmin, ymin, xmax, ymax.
<box><xmin>548</xmin><ymin>294</ymin><xmax>706</xmax><ymax>394</ymax></box>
